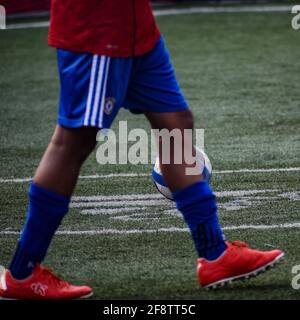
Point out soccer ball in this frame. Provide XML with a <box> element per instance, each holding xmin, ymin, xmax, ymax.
<box><xmin>152</xmin><ymin>146</ymin><xmax>212</xmax><ymax>200</ymax></box>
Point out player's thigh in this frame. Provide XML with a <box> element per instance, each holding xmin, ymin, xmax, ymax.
<box><xmin>52</xmin><ymin>125</ymin><xmax>98</xmax><ymax>148</ymax></box>
<box><xmin>50</xmin><ymin>125</ymin><xmax>98</xmax><ymax>163</ymax></box>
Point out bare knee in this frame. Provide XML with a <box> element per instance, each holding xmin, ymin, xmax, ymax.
<box><xmin>50</xmin><ymin>125</ymin><xmax>98</xmax><ymax>164</ymax></box>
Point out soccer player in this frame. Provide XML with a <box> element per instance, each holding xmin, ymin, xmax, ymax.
<box><xmin>0</xmin><ymin>0</ymin><xmax>284</xmax><ymax>299</ymax></box>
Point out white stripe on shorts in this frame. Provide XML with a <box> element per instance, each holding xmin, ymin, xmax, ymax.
<box><xmin>98</xmin><ymin>57</ymin><xmax>111</xmax><ymax>128</ymax></box>
<box><xmin>84</xmin><ymin>55</ymin><xmax>99</xmax><ymax>126</ymax></box>
<box><xmin>90</xmin><ymin>56</ymin><xmax>106</xmax><ymax>126</ymax></box>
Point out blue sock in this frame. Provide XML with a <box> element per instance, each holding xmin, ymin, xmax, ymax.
<box><xmin>173</xmin><ymin>181</ymin><xmax>226</xmax><ymax>261</ymax></box>
<box><xmin>9</xmin><ymin>182</ymin><xmax>70</xmax><ymax>279</ymax></box>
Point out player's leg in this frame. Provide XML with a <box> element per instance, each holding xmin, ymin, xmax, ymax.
<box><xmin>146</xmin><ymin>109</ymin><xmax>227</xmax><ymax>261</ymax></box>
<box><xmin>125</xmin><ymin>38</ymin><xmax>226</xmax><ymax>261</ymax></box>
<box><xmin>8</xmin><ymin>48</ymin><xmax>104</xmax><ymax>284</ymax></box>
<box><xmin>126</xmin><ymin>37</ymin><xmax>284</xmax><ymax>288</ymax></box>
<box><xmin>1</xmin><ymin>125</ymin><xmax>97</xmax><ymax>299</ymax></box>
<box><xmin>145</xmin><ymin>109</ymin><xmax>284</xmax><ymax>288</ymax></box>
<box><xmin>1</xmin><ymin>49</ymin><xmax>133</xmax><ymax>299</ymax></box>
<box><xmin>9</xmin><ymin>125</ymin><xmax>97</xmax><ymax>280</ymax></box>
<box><xmin>0</xmin><ymin>51</ymin><xmax>118</xmax><ymax>300</ymax></box>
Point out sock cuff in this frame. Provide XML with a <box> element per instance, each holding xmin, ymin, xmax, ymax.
<box><xmin>172</xmin><ymin>181</ymin><xmax>215</xmax><ymax>207</ymax></box>
<box><xmin>29</xmin><ymin>182</ymin><xmax>70</xmax><ymax>213</ymax></box>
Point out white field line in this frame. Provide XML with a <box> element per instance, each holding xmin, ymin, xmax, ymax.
<box><xmin>71</xmin><ymin>190</ymin><xmax>276</xmax><ymax>204</ymax></box>
<box><xmin>0</xmin><ymin>167</ymin><xmax>299</xmax><ymax>184</ymax></box>
<box><xmin>7</xmin><ymin>21</ymin><xmax>49</xmax><ymax>29</ymax></box>
<box><xmin>73</xmin><ymin>194</ymin><xmax>163</xmax><ymax>201</ymax></box>
<box><xmin>70</xmin><ymin>189</ymin><xmax>282</xmax><ymax>216</ymax></box>
<box><xmin>6</xmin><ymin>5</ymin><xmax>293</xmax><ymax>30</ymax></box>
<box><xmin>214</xmin><ymin>167</ymin><xmax>300</xmax><ymax>174</ymax></box>
<box><xmin>71</xmin><ymin>199</ymin><xmax>168</xmax><ymax>209</ymax></box>
<box><xmin>81</xmin><ymin>207</ymin><xmax>145</xmax><ymax>215</ymax></box>
<box><xmin>111</xmin><ymin>213</ymin><xmax>161</xmax><ymax>221</ymax></box>
<box><xmin>153</xmin><ymin>5</ymin><xmax>292</xmax><ymax>16</ymax></box>
<box><xmin>1</xmin><ymin>222</ymin><xmax>300</xmax><ymax>236</ymax></box>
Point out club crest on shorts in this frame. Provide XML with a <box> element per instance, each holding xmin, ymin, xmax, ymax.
<box><xmin>104</xmin><ymin>97</ymin><xmax>116</xmax><ymax>115</ymax></box>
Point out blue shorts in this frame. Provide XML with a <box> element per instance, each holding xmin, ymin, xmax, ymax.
<box><xmin>57</xmin><ymin>37</ymin><xmax>188</xmax><ymax>129</ymax></box>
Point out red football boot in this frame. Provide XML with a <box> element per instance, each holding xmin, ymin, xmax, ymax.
<box><xmin>197</xmin><ymin>241</ymin><xmax>284</xmax><ymax>289</ymax></box>
<box><xmin>0</xmin><ymin>265</ymin><xmax>93</xmax><ymax>300</ymax></box>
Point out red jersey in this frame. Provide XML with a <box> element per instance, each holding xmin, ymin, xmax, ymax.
<box><xmin>48</xmin><ymin>0</ymin><xmax>161</xmax><ymax>57</ymax></box>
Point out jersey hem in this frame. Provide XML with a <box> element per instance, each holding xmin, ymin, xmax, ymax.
<box><xmin>48</xmin><ymin>33</ymin><xmax>161</xmax><ymax>58</ymax></box>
